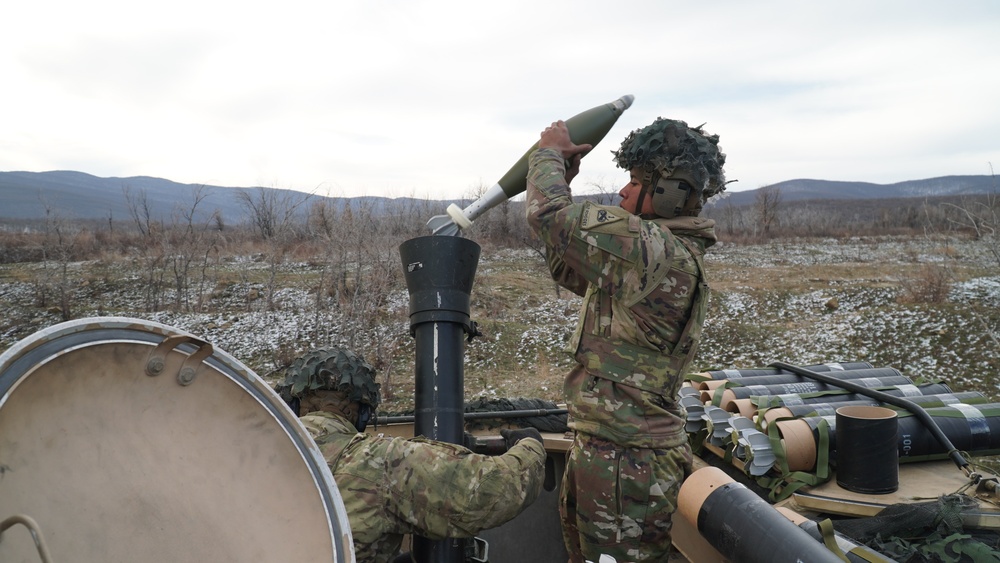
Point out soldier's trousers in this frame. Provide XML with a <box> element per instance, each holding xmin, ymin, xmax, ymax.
<box><xmin>559</xmin><ymin>432</ymin><xmax>692</xmax><ymax>563</ymax></box>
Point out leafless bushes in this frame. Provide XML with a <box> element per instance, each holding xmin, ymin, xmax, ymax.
<box><xmin>941</xmin><ymin>176</ymin><xmax>999</xmax><ymax>268</ymax></box>
<box><xmin>706</xmin><ymin>192</ymin><xmax>1000</xmax><ymax>242</ymax></box>
<box><xmin>755</xmin><ymin>185</ymin><xmax>782</xmax><ymax>235</ymax></box>
<box><xmin>897</xmin><ymin>264</ymin><xmax>953</xmax><ymax>304</ymax></box>
<box><xmin>3</xmin><ymin>181</ymin><xmax>995</xmax><ymax>358</ymax></box>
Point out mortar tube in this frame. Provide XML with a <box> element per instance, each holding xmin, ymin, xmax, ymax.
<box><xmin>770</xmin><ymin>362</ymin><xmax>972</xmax><ymax>475</ymax></box>
<box><xmin>400</xmin><ymin>235</ymin><xmax>481</xmax><ymax>563</ymax></box>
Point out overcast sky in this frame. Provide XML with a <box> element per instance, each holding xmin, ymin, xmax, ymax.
<box><xmin>2</xmin><ymin>0</ymin><xmax>998</xmax><ymax>201</ymax></box>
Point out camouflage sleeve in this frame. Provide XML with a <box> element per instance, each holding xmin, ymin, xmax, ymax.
<box><xmin>384</xmin><ymin>436</ymin><xmax>546</xmax><ymax>538</ymax></box>
<box><xmin>526</xmin><ymin>147</ymin><xmax>590</xmax><ymax>296</ymax></box>
<box><xmin>527</xmin><ymin>147</ymin><xmax>655</xmax><ymax>300</ymax></box>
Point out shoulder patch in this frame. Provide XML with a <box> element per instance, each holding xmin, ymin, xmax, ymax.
<box><xmin>581</xmin><ymin>201</ymin><xmax>629</xmax><ymax>230</ymax></box>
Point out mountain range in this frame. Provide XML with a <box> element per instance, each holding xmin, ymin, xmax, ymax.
<box><xmin>0</xmin><ymin>170</ymin><xmax>995</xmax><ymax>223</ymax></box>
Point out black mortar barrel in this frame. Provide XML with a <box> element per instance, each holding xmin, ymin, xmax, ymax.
<box><xmin>400</xmin><ymin>235</ymin><xmax>481</xmax><ymax>563</ymax></box>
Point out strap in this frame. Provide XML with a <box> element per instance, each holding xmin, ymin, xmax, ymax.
<box><xmin>669</xmin><ymin>236</ymin><xmax>709</xmax><ymax>366</ymax></box>
<box><xmin>763</xmin><ymin>416</ymin><xmax>833</xmax><ymax>502</ymax></box>
<box><xmin>818</xmin><ymin>519</ymin><xmax>850</xmax><ymax>562</ymax></box>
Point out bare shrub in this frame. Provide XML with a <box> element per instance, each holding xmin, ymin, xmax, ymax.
<box><xmin>583</xmin><ymin>178</ymin><xmax>620</xmax><ymax>206</ymax></box>
<box><xmin>897</xmin><ymin>264</ymin><xmax>952</xmax><ymax>304</ymax></box>
<box><xmin>755</xmin><ymin>184</ymin><xmax>782</xmax><ymax>237</ymax></box>
<box><xmin>236</xmin><ymin>187</ymin><xmax>311</xmax><ymax>240</ymax></box>
<box><xmin>941</xmin><ymin>173</ymin><xmax>999</xmax><ymax>268</ymax></box>
<box><xmin>123</xmin><ymin>185</ymin><xmax>157</xmax><ymax>238</ymax></box>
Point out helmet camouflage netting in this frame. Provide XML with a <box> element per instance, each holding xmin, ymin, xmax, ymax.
<box><xmin>276</xmin><ymin>347</ymin><xmax>381</xmax><ymax>408</ymax></box>
<box><xmin>613</xmin><ymin>117</ymin><xmax>727</xmax><ymax>200</ymax></box>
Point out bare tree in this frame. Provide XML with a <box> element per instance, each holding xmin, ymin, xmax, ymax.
<box><xmin>212</xmin><ymin>210</ymin><xmax>226</xmax><ymax>232</ymax></box>
<box><xmin>933</xmin><ymin>165</ymin><xmax>1000</xmax><ymax>351</ymax></box>
<box><xmin>123</xmin><ymin>185</ymin><xmax>155</xmax><ymax>237</ymax></box>
<box><xmin>755</xmin><ymin>185</ymin><xmax>783</xmax><ymax>236</ymax></box>
<box><xmin>236</xmin><ymin>187</ymin><xmax>311</xmax><ymax>240</ymax></box>
<box><xmin>942</xmin><ymin>165</ymin><xmax>999</xmax><ymax>267</ymax></box>
<box><xmin>584</xmin><ymin>177</ymin><xmax>620</xmax><ymax>206</ymax></box>
<box><xmin>167</xmin><ymin>186</ymin><xmax>222</xmax><ymax>312</ymax></box>
<box><xmin>178</xmin><ymin>185</ymin><xmax>212</xmax><ymax>235</ymax></box>
<box><xmin>307</xmin><ymin>199</ymin><xmax>336</xmax><ymax>239</ymax></box>
<box><xmin>715</xmin><ymin>195</ymin><xmax>744</xmax><ymax>237</ymax></box>
<box><xmin>37</xmin><ymin>198</ymin><xmax>78</xmax><ymax>320</ymax></box>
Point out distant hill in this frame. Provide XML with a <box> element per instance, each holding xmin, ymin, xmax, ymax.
<box><xmin>713</xmin><ymin>175</ymin><xmax>997</xmax><ymax>207</ymax></box>
<box><xmin>0</xmin><ymin>170</ymin><xmax>445</xmax><ymax>223</ymax></box>
<box><xmin>0</xmin><ymin>170</ymin><xmax>996</xmax><ymax>222</ymax></box>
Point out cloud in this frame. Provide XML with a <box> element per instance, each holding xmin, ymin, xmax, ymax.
<box><xmin>1</xmin><ymin>0</ymin><xmax>998</xmax><ymax>200</ymax></box>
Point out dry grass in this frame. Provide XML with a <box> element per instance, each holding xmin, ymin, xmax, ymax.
<box><xmin>1</xmin><ymin>235</ymin><xmax>997</xmax><ymax>413</ymax></box>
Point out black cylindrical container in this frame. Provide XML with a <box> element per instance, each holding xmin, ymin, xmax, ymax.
<box><xmin>836</xmin><ymin>406</ymin><xmax>899</xmax><ymax>494</ymax></box>
<box><xmin>400</xmin><ymin>235</ymin><xmax>481</xmax><ymax>563</ymax></box>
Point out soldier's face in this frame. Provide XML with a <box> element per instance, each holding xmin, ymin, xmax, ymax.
<box><xmin>619</xmin><ymin>169</ymin><xmax>655</xmax><ymax>215</ymax></box>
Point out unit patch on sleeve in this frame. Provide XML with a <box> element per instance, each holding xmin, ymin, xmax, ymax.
<box><xmin>581</xmin><ymin>201</ymin><xmax>627</xmax><ymax>230</ymax></box>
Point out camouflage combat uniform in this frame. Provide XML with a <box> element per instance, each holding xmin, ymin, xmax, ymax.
<box><xmin>300</xmin><ymin>411</ymin><xmax>546</xmax><ymax>563</ymax></box>
<box><xmin>526</xmin><ymin>147</ymin><xmax>716</xmax><ymax>563</ymax></box>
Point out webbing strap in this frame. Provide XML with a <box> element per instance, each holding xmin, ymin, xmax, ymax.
<box><xmin>763</xmin><ymin>417</ymin><xmax>832</xmax><ymax>502</ymax></box>
<box><xmin>818</xmin><ymin>519</ymin><xmax>850</xmax><ymax>563</ymax></box>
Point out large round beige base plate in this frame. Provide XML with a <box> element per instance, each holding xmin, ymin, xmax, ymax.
<box><xmin>0</xmin><ymin>317</ymin><xmax>353</xmax><ymax>562</ymax></box>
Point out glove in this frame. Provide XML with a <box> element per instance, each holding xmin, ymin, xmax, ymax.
<box><xmin>500</xmin><ymin>427</ymin><xmax>543</xmax><ymax>450</ymax></box>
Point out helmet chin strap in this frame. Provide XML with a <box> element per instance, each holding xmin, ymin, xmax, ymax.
<box><xmin>633</xmin><ymin>170</ymin><xmax>657</xmax><ymax>215</ymax></box>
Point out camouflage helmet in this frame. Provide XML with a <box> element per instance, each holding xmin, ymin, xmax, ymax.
<box><xmin>276</xmin><ymin>347</ymin><xmax>381</xmax><ymax>408</ymax></box>
<box><xmin>613</xmin><ymin>117</ymin><xmax>726</xmax><ymax>216</ymax></box>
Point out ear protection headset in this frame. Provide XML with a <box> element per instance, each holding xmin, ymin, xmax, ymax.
<box><xmin>634</xmin><ymin>171</ymin><xmax>693</xmax><ymax>219</ymax></box>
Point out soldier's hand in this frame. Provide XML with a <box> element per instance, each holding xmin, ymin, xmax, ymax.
<box><xmin>500</xmin><ymin>427</ymin><xmax>543</xmax><ymax>450</ymax></box>
<box><xmin>565</xmin><ymin>153</ymin><xmax>585</xmax><ymax>185</ymax></box>
<box><xmin>540</xmin><ymin>120</ymin><xmax>592</xmax><ymax>165</ymax></box>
